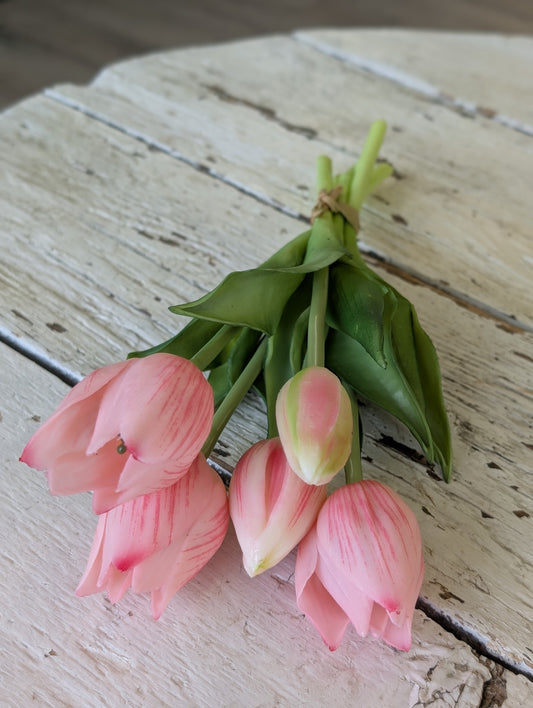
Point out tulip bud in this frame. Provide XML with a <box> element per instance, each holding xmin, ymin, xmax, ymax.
<box><xmin>229</xmin><ymin>438</ymin><xmax>327</xmax><ymax>576</ymax></box>
<box><xmin>275</xmin><ymin>366</ymin><xmax>352</xmax><ymax>485</ymax></box>
<box><xmin>295</xmin><ymin>480</ymin><xmax>424</xmax><ymax>651</ymax></box>
<box><xmin>20</xmin><ymin>353</ymin><xmax>214</xmax><ymax>512</ymax></box>
<box><xmin>76</xmin><ymin>453</ymin><xmax>229</xmax><ymax>618</ymax></box>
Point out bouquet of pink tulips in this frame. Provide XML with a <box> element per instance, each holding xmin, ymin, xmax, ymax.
<box><xmin>21</xmin><ymin>121</ymin><xmax>451</xmax><ymax>651</ymax></box>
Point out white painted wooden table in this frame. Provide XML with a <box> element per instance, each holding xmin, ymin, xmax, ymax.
<box><xmin>1</xmin><ymin>29</ymin><xmax>532</xmax><ymax>707</ymax></box>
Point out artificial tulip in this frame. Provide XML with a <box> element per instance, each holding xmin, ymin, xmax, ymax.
<box><xmin>76</xmin><ymin>453</ymin><xmax>229</xmax><ymax>618</ymax></box>
<box><xmin>295</xmin><ymin>480</ymin><xmax>424</xmax><ymax>651</ymax></box>
<box><xmin>275</xmin><ymin>366</ymin><xmax>352</xmax><ymax>485</ymax></box>
<box><xmin>229</xmin><ymin>438</ymin><xmax>327</xmax><ymax>576</ymax></box>
<box><xmin>20</xmin><ymin>353</ymin><xmax>214</xmax><ymax>512</ymax></box>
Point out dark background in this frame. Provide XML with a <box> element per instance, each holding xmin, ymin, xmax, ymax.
<box><xmin>1</xmin><ymin>0</ymin><xmax>533</xmax><ymax>110</ymax></box>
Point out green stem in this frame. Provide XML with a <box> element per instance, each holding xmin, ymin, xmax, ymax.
<box><xmin>307</xmin><ymin>267</ymin><xmax>328</xmax><ymax>368</ymax></box>
<box><xmin>190</xmin><ymin>324</ymin><xmax>239</xmax><ymax>371</ymax></box>
<box><xmin>344</xmin><ymin>390</ymin><xmax>363</xmax><ymax>484</ymax></box>
<box><xmin>349</xmin><ymin>120</ymin><xmax>387</xmax><ymax>211</ymax></box>
<box><xmin>202</xmin><ymin>337</ymin><xmax>268</xmax><ymax>457</ymax></box>
<box><xmin>316</xmin><ymin>155</ymin><xmax>334</xmax><ymax>192</ymax></box>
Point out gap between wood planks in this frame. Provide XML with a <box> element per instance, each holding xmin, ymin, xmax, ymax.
<box><xmin>42</xmin><ymin>82</ymin><xmax>533</xmax><ymax>337</ymax></box>
<box><xmin>3</xmin><ymin>38</ymin><xmax>532</xmax><ymax>683</ymax></box>
<box><xmin>293</xmin><ymin>32</ymin><xmax>533</xmax><ymax>137</ymax></box>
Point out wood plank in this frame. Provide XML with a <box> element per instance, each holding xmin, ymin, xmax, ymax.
<box><xmin>3</xmin><ymin>3</ymin><xmax>533</xmax><ymax>113</ymax></box>
<box><xmin>0</xmin><ymin>93</ymin><xmax>532</xmax><ymax>675</ymax></box>
<box><xmin>2</xmin><ymin>343</ymin><xmax>533</xmax><ymax>706</ymax></box>
<box><xmin>297</xmin><ymin>29</ymin><xmax>533</xmax><ymax>129</ymax></box>
<box><xmin>0</xmin><ymin>95</ymin><xmax>301</xmax><ymax>376</ymax></box>
<box><xmin>44</xmin><ymin>34</ymin><xmax>533</xmax><ymax>328</ymax></box>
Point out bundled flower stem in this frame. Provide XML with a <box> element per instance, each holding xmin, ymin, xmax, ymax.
<box><xmin>21</xmin><ymin>120</ymin><xmax>452</xmax><ymax>651</ymax></box>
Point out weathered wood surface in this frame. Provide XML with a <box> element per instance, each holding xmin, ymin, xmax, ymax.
<box><xmin>297</xmin><ymin>30</ymin><xmax>533</xmax><ymax>129</ymax></box>
<box><xmin>1</xmin><ymin>344</ymin><xmax>530</xmax><ymax>707</ymax></box>
<box><xmin>43</xmin><ymin>33</ymin><xmax>533</xmax><ymax>328</ymax></box>
<box><xmin>1</xmin><ymin>29</ymin><xmax>532</xmax><ymax>705</ymax></box>
<box><xmin>4</xmin><ymin>3</ymin><xmax>533</xmax><ymax>111</ymax></box>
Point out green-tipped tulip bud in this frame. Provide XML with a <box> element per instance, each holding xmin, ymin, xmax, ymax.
<box><xmin>275</xmin><ymin>367</ymin><xmax>352</xmax><ymax>485</ymax></box>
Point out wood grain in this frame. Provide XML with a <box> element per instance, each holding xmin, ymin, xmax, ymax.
<box><xmin>44</xmin><ymin>34</ymin><xmax>533</xmax><ymax>328</ymax></box>
<box><xmin>1</xmin><ymin>28</ymin><xmax>532</xmax><ymax>703</ymax></box>
<box><xmin>2</xmin><ymin>0</ymin><xmax>533</xmax><ymax>109</ymax></box>
<box><xmin>1</xmin><ymin>78</ymin><xmax>532</xmax><ymax>675</ymax></box>
<box><xmin>2</xmin><ymin>344</ymin><xmax>532</xmax><ymax>706</ymax></box>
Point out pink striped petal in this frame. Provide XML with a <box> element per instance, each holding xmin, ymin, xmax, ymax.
<box><xmin>76</xmin><ymin>515</ymin><xmax>133</xmax><ymax>604</ymax></box>
<box><xmin>100</xmin><ymin>489</ymin><xmax>178</xmax><ymax>573</ymax></box>
<box><xmin>75</xmin><ymin>515</ymin><xmax>107</xmax><ymax>596</ymax></box>
<box><xmin>87</xmin><ymin>354</ymin><xmax>213</xmax><ymax>463</ymax></box>
<box><xmin>21</xmin><ymin>359</ymin><xmax>131</xmax><ymax>467</ymax></box>
<box><xmin>51</xmin><ymin>360</ymin><xmax>132</xmax><ymax>421</ymax></box>
<box><xmin>90</xmin><ymin>454</ymin><xmax>192</xmax><ymax>513</ymax></box>
<box><xmin>317</xmin><ymin>481</ymin><xmax>423</xmax><ymax>625</ymax></box>
<box><xmin>316</xmin><ymin>556</ymin><xmax>375</xmax><ymax>638</ymax></box>
<box><xmin>76</xmin><ymin>454</ymin><xmax>228</xmax><ymax>617</ymax></box>
<box><xmin>295</xmin><ymin>527</ymin><xmax>350</xmax><ymax>650</ymax></box>
<box><xmin>116</xmin><ymin>454</ymin><xmax>191</xmax><ymax>499</ymax></box>
<box><xmin>230</xmin><ymin>438</ymin><xmax>326</xmax><ymax>576</ymax></box>
<box><xmin>46</xmin><ymin>438</ymin><xmax>125</xmax><ymax>497</ymax></box>
<box><xmin>132</xmin><ymin>455</ymin><xmax>229</xmax><ymax>618</ymax></box>
<box><xmin>141</xmin><ymin>497</ymin><xmax>229</xmax><ymax>619</ymax></box>
<box><xmin>21</xmin><ymin>401</ymin><xmax>96</xmax><ymax>471</ymax></box>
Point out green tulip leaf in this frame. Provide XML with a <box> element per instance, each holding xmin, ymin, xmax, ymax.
<box><xmin>170</xmin><ymin>268</ymin><xmax>305</xmax><ymax>335</ymax></box>
<box><xmin>289</xmin><ymin>305</ymin><xmax>310</xmax><ymax>373</ymax></box>
<box><xmin>207</xmin><ymin>364</ymin><xmax>232</xmax><ymax>410</ymax></box>
<box><xmin>262</xmin><ymin>218</ymin><xmax>349</xmax><ymax>274</ymax></box>
<box><xmin>327</xmin><ymin>268</ymin><xmax>452</xmax><ymax>481</ymax></box>
<box><xmin>327</xmin><ymin>262</ymin><xmax>388</xmax><ymax>367</ymax></box>
<box><xmin>327</xmin><ymin>326</ymin><xmax>434</xmax><ymax>465</ymax></box>
<box><xmin>263</xmin><ymin>280</ymin><xmax>312</xmax><ymax>434</ymax></box>
<box><xmin>405</xmin><ymin>303</ymin><xmax>453</xmax><ymax>480</ymax></box>
<box><xmin>208</xmin><ymin>328</ymin><xmax>262</xmax><ymax>408</ymax></box>
<box><xmin>260</xmin><ymin>229</ymin><xmax>311</xmax><ymax>269</ymax></box>
<box><xmin>377</xmin><ymin>273</ymin><xmax>452</xmax><ymax>479</ymax></box>
<box><xmin>128</xmin><ymin>318</ymin><xmax>223</xmax><ymax>360</ymax></box>
<box><xmin>168</xmin><ymin>230</ymin><xmax>317</xmax><ymax>334</ymax></box>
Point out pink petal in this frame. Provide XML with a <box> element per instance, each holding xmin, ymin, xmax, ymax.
<box><xmin>76</xmin><ymin>515</ymin><xmax>133</xmax><ymax>603</ymax></box>
<box><xmin>21</xmin><ymin>360</ymin><xmax>131</xmax><ymax>470</ymax></box>
<box><xmin>294</xmin><ymin>525</ymin><xmax>320</xmax><ymax>595</ymax></box>
<box><xmin>87</xmin><ymin>354</ymin><xmax>213</xmax><ymax>462</ymax></box>
<box><xmin>370</xmin><ymin>599</ymin><xmax>414</xmax><ymax>651</ymax></box>
<box><xmin>372</xmin><ymin>556</ymin><xmax>424</xmax><ymax>651</ymax></box>
<box><xmin>76</xmin><ymin>515</ymin><xmax>107</xmax><ymax>596</ymax></box>
<box><xmin>231</xmin><ymin>440</ymin><xmax>281</xmax><ymax>539</ymax></box>
<box><xmin>116</xmin><ymin>454</ymin><xmax>192</xmax><ymax>501</ymax></box>
<box><xmin>316</xmin><ymin>555</ymin><xmax>375</xmax><ymax>638</ymax></box>
<box><xmin>46</xmin><ymin>438</ymin><xmax>125</xmax><ymax>497</ymax></box>
<box><xmin>89</xmin><ymin>451</ymin><xmax>191</xmax><ymax>513</ymax></box>
<box><xmin>142</xmin><ymin>497</ymin><xmax>229</xmax><ymax>619</ymax></box>
<box><xmin>105</xmin><ymin>568</ymin><xmax>134</xmax><ymax>604</ymax></box>
<box><xmin>78</xmin><ymin>454</ymin><xmax>228</xmax><ymax>617</ymax></box>
<box><xmin>59</xmin><ymin>360</ymin><xmax>132</xmax><ymax>413</ymax></box>
<box><xmin>134</xmin><ymin>455</ymin><xmax>229</xmax><ymax>618</ymax></box>
<box><xmin>101</xmin><ymin>490</ymin><xmax>177</xmax><ymax>572</ymax></box>
<box><xmin>276</xmin><ymin>367</ymin><xmax>352</xmax><ymax>485</ymax></box>
<box><xmin>295</xmin><ymin>527</ymin><xmax>350</xmax><ymax>650</ymax></box>
<box><xmin>230</xmin><ymin>438</ymin><xmax>326</xmax><ymax>575</ymax></box>
<box><xmin>317</xmin><ymin>481</ymin><xmax>423</xmax><ymax>624</ymax></box>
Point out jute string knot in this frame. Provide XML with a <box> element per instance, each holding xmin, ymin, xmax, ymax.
<box><xmin>310</xmin><ymin>186</ymin><xmax>360</xmax><ymax>231</ymax></box>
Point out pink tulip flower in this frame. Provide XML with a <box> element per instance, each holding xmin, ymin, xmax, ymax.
<box><xmin>295</xmin><ymin>480</ymin><xmax>424</xmax><ymax>651</ymax></box>
<box><xmin>76</xmin><ymin>453</ymin><xmax>229</xmax><ymax>618</ymax></box>
<box><xmin>20</xmin><ymin>353</ymin><xmax>214</xmax><ymax>513</ymax></box>
<box><xmin>229</xmin><ymin>438</ymin><xmax>327</xmax><ymax>576</ymax></box>
<box><xmin>275</xmin><ymin>366</ymin><xmax>352</xmax><ymax>485</ymax></box>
